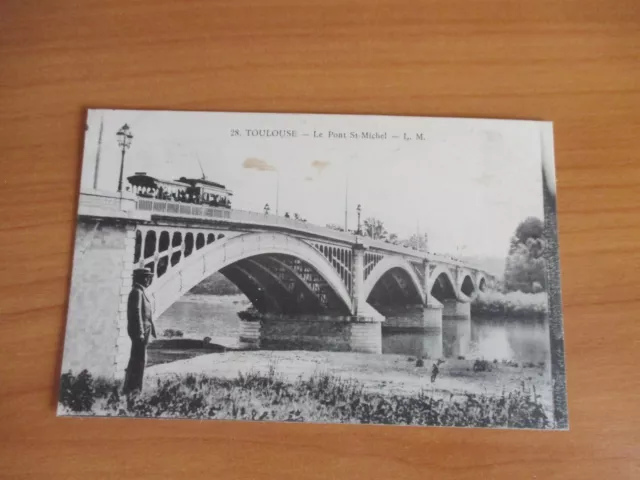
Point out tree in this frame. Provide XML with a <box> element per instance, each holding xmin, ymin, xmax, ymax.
<box><xmin>363</xmin><ymin>217</ymin><xmax>387</xmax><ymax>240</ymax></box>
<box><xmin>405</xmin><ymin>233</ymin><xmax>429</xmax><ymax>251</ymax></box>
<box><xmin>512</xmin><ymin>217</ymin><xmax>544</xmax><ymax>249</ymax></box>
<box><xmin>504</xmin><ymin>217</ymin><xmax>546</xmax><ymax>293</ymax></box>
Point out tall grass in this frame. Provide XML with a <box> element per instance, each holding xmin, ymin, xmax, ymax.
<box><xmin>471</xmin><ymin>291</ymin><xmax>548</xmax><ymax>321</ymax></box>
<box><xmin>59</xmin><ymin>369</ymin><xmax>551</xmax><ymax>429</ymax></box>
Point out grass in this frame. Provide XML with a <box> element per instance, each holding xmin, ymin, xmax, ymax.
<box><xmin>471</xmin><ymin>291</ymin><xmax>548</xmax><ymax>320</ymax></box>
<box><xmin>59</xmin><ymin>368</ymin><xmax>552</xmax><ymax>429</ymax></box>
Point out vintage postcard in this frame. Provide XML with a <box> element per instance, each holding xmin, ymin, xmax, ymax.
<box><xmin>58</xmin><ymin>109</ymin><xmax>568</xmax><ymax>429</ymax></box>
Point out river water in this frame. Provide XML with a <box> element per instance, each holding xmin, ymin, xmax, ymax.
<box><xmin>156</xmin><ymin>294</ymin><xmax>550</xmax><ymax>364</ymax></box>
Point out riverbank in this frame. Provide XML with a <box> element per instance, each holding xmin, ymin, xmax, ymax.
<box><xmin>148</xmin><ymin>350</ymin><xmax>552</xmax><ymax>409</ymax></box>
<box><xmin>148</xmin><ymin>338</ymin><xmax>233</xmax><ymax>366</ymax></box>
<box><xmin>58</xmin><ymin>351</ymin><xmax>553</xmax><ymax>428</ymax></box>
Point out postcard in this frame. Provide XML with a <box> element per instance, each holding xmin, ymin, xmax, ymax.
<box><xmin>58</xmin><ymin>109</ymin><xmax>567</xmax><ymax>429</ymax></box>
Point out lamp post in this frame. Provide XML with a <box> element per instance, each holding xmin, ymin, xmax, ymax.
<box><xmin>356</xmin><ymin>204</ymin><xmax>362</xmax><ymax>234</ymax></box>
<box><xmin>116</xmin><ymin>124</ymin><xmax>133</xmax><ymax>193</ymax></box>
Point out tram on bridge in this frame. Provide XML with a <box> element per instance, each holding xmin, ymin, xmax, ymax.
<box><xmin>127</xmin><ymin>172</ymin><xmax>233</xmax><ymax>208</ymax></box>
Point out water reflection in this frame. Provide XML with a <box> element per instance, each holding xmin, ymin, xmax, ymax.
<box><xmin>470</xmin><ymin>319</ymin><xmax>549</xmax><ymax>364</ymax></box>
<box><xmin>442</xmin><ymin>318</ymin><xmax>471</xmax><ymax>358</ymax></box>
<box><xmin>382</xmin><ymin>328</ymin><xmax>443</xmax><ymax>358</ymax></box>
<box><xmin>158</xmin><ymin>295</ymin><xmax>550</xmax><ymax>364</ymax></box>
<box><xmin>381</xmin><ymin>317</ymin><xmax>548</xmax><ymax>362</ymax></box>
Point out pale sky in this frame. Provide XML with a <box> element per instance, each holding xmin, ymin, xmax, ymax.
<box><xmin>80</xmin><ymin>109</ymin><xmax>549</xmax><ymax>259</ymax></box>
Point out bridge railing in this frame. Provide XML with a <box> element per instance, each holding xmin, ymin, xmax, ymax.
<box><xmin>134</xmin><ymin>197</ymin><xmax>489</xmax><ymax>273</ymax></box>
<box><xmin>136</xmin><ymin>198</ymin><xmax>359</xmax><ymax>243</ymax></box>
<box><xmin>137</xmin><ymin>198</ymin><xmax>233</xmax><ymax>220</ymax></box>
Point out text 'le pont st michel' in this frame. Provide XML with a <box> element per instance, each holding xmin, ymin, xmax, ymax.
<box><xmin>231</xmin><ymin>129</ymin><xmax>426</xmax><ymax>141</ymax></box>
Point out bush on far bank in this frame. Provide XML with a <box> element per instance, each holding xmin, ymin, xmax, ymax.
<box><xmin>471</xmin><ymin>290</ymin><xmax>547</xmax><ymax>320</ymax></box>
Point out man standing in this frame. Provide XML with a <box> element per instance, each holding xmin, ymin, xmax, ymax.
<box><xmin>123</xmin><ymin>267</ymin><xmax>156</xmax><ymax>395</ymax></box>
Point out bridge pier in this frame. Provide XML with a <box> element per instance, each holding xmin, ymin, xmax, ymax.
<box><xmin>238</xmin><ymin>313</ymin><xmax>383</xmax><ymax>354</ymax></box>
<box><xmin>442</xmin><ymin>299</ymin><xmax>471</xmax><ymax>320</ymax></box>
<box><xmin>238</xmin><ymin>318</ymin><xmax>262</xmax><ymax>349</ymax></box>
<box><xmin>382</xmin><ymin>302</ymin><xmax>442</xmax><ymax>332</ymax></box>
<box><xmin>62</xmin><ymin>218</ymin><xmax>139</xmax><ymax>380</ymax></box>
<box><xmin>351</xmin><ymin>243</ymin><xmax>368</xmax><ymax>316</ymax></box>
<box><xmin>378</xmin><ymin>302</ymin><xmax>443</xmax><ymax>358</ymax></box>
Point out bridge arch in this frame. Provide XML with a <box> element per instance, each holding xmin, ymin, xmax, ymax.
<box><xmin>362</xmin><ymin>257</ymin><xmax>425</xmax><ymax>306</ymax></box>
<box><xmin>147</xmin><ymin>232</ymin><xmax>353</xmax><ymax>318</ymax></box>
<box><xmin>477</xmin><ymin>275</ymin><xmax>487</xmax><ymax>292</ymax></box>
<box><xmin>428</xmin><ymin>265</ymin><xmax>461</xmax><ymax>302</ymax></box>
<box><xmin>459</xmin><ymin>274</ymin><xmax>477</xmax><ymax>300</ymax></box>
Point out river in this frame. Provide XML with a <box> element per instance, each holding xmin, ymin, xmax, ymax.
<box><xmin>156</xmin><ymin>294</ymin><xmax>550</xmax><ymax>364</ymax></box>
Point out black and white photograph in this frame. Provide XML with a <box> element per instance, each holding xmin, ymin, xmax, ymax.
<box><xmin>58</xmin><ymin>109</ymin><xmax>567</xmax><ymax>429</ymax></box>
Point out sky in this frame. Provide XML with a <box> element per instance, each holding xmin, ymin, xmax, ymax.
<box><xmin>80</xmin><ymin>109</ymin><xmax>550</xmax><ymax>259</ymax></box>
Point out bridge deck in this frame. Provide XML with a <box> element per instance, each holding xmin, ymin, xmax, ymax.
<box><xmin>135</xmin><ymin>198</ymin><xmax>475</xmax><ymax>267</ymax></box>
<box><xmin>76</xmin><ymin>189</ymin><xmax>490</xmax><ymax>275</ymax></box>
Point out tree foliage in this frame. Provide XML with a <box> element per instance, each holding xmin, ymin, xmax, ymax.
<box><xmin>504</xmin><ymin>217</ymin><xmax>546</xmax><ymax>293</ymax></box>
<box><xmin>405</xmin><ymin>233</ymin><xmax>429</xmax><ymax>251</ymax></box>
<box><xmin>363</xmin><ymin>217</ymin><xmax>388</xmax><ymax>240</ymax></box>
<box><xmin>326</xmin><ymin>223</ymin><xmax>345</xmax><ymax>232</ymax></box>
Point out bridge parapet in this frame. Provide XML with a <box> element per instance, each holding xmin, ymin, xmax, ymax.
<box><xmin>77</xmin><ymin>190</ymin><xmax>497</xmax><ymax>301</ymax></box>
<box><xmin>78</xmin><ymin>192</ymin><xmax>493</xmax><ymax>270</ymax></box>
<box><xmin>134</xmin><ymin>196</ymin><xmax>435</xmax><ymax>260</ymax></box>
<box><xmin>79</xmin><ymin>191</ymin><xmax>495</xmax><ymax>280</ymax></box>
<box><xmin>78</xmin><ymin>189</ymin><xmax>150</xmax><ymax>221</ymax></box>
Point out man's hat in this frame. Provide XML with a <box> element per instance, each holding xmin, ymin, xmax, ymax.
<box><xmin>132</xmin><ymin>267</ymin><xmax>153</xmax><ymax>277</ymax></box>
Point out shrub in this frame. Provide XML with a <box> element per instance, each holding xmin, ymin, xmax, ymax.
<box><xmin>501</xmin><ymin>360</ymin><xmax>519</xmax><ymax>368</ymax></box>
<box><xmin>471</xmin><ymin>291</ymin><xmax>548</xmax><ymax>320</ymax></box>
<box><xmin>163</xmin><ymin>329</ymin><xmax>184</xmax><ymax>338</ymax></box>
<box><xmin>59</xmin><ymin>369</ymin><xmax>95</xmax><ymax>412</ymax></box>
<box><xmin>473</xmin><ymin>360</ymin><xmax>492</xmax><ymax>372</ymax></box>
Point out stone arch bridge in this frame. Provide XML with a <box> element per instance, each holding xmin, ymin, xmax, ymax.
<box><xmin>62</xmin><ymin>190</ymin><xmax>496</xmax><ymax>379</ymax></box>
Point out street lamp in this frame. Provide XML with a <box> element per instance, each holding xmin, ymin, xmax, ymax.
<box><xmin>356</xmin><ymin>204</ymin><xmax>362</xmax><ymax>234</ymax></box>
<box><xmin>116</xmin><ymin>124</ymin><xmax>133</xmax><ymax>192</ymax></box>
